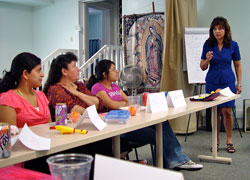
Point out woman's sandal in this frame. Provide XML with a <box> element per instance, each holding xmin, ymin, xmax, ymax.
<box><xmin>210</xmin><ymin>144</ymin><xmax>219</xmax><ymax>152</ymax></box>
<box><xmin>227</xmin><ymin>144</ymin><xmax>235</xmax><ymax>153</ymax></box>
<box><xmin>123</xmin><ymin>158</ymin><xmax>147</xmax><ymax>165</ymax></box>
<box><xmin>131</xmin><ymin>160</ymin><xmax>148</xmax><ymax>164</ymax></box>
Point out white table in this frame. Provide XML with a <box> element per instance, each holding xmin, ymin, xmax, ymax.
<box><xmin>0</xmin><ymin>94</ymin><xmax>240</xmax><ymax>168</ymax></box>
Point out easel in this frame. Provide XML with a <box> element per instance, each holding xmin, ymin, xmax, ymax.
<box><xmin>185</xmin><ymin>83</ymin><xmax>243</xmax><ymax>142</ymax></box>
<box><xmin>185</xmin><ymin>83</ymin><xmax>204</xmax><ymax>142</ymax></box>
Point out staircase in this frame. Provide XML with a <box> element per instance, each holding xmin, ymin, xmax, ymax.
<box><xmin>41</xmin><ymin>45</ymin><xmax>124</xmax><ymax>88</ymax></box>
<box><xmin>41</xmin><ymin>48</ymin><xmax>78</xmax><ymax>88</ymax></box>
<box><xmin>78</xmin><ymin>45</ymin><xmax>124</xmax><ymax>79</ymax></box>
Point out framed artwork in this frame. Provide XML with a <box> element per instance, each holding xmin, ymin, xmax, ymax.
<box><xmin>123</xmin><ymin>12</ymin><xmax>164</xmax><ymax>93</ymax></box>
<box><xmin>243</xmin><ymin>99</ymin><xmax>250</xmax><ymax>132</ymax></box>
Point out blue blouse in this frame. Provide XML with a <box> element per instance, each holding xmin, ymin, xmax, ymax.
<box><xmin>201</xmin><ymin>40</ymin><xmax>241</xmax><ymax>84</ymax></box>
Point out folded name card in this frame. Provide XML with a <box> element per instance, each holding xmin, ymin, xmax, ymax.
<box><xmin>146</xmin><ymin>92</ymin><xmax>168</xmax><ymax>113</ymax></box>
<box><xmin>166</xmin><ymin>89</ymin><xmax>186</xmax><ymax>108</ymax></box>
<box><xmin>75</xmin><ymin>105</ymin><xmax>107</xmax><ymax>131</ymax></box>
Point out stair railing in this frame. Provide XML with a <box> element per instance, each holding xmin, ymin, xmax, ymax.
<box><xmin>78</xmin><ymin>45</ymin><xmax>124</xmax><ymax>79</ymax></box>
<box><xmin>41</xmin><ymin>48</ymin><xmax>78</xmax><ymax>88</ymax></box>
<box><xmin>41</xmin><ymin>45</ymin><xmax>124</xmax><ymax>89</ymax></box>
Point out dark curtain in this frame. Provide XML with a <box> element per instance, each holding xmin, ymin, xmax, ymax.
<box><xmin>89</xmin><ymin>39</ymin><xmax>100</xmax><ymax>58</ymax></box>
<box><xmin>89</xmin><ymin>39</ymin><xmax>100</xmax><ymax>75</ymax></box>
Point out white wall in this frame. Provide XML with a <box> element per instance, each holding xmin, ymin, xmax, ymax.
<box><xmin>122</xmin><ymin>0</ymin><xmax>165</xmax><ymax>15</ymax></box>
<box><xmin>0</xmin><ymin>2</ymin><xmax>33</xmax><ymax>74</ymax></box>
<box><xmin>0</xmin><ymin>0</ymin><xmax>79</xmax><ymax>76</ymax></box>
<box><xmin>32</xmin><ymin>0</ymin><xmax>78</xmax><ymax>59</ymax></box>
<box><xmin>102</xmin><ymin>9</ymin><xmax>110</xmax><ymax>46</ymax></box>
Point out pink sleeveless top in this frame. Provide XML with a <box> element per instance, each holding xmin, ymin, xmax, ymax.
<box><xmin>0</xmin><ymin>90</ymin><xmax>50</xmax><ymax>128</ymax></box>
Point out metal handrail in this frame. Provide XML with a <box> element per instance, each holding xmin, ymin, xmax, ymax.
<box><xmin>79</xmin><ymin>45</ymin><xmax>124</xmax><ymax>79</ymax></box>
<box><xmin>41</xmin><ymin>45</ymin><xmax>124</xmax><ymax>87</ymax></box>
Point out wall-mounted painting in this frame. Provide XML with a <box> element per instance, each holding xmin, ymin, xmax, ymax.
<box><xmin>123</xmin><ymin>12</ymin><xmax>164</xmax><ymax>93</ymax></box>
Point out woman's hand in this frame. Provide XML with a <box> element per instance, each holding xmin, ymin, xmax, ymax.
<box><xmin>206</xmin><ymin>51</ymin><xmax>213</xmax><ymax>61</ymax></box>
<box><xmin>236</xmin><ymin>85</ymin><xmax>242</xmax><ymax>94</ymax></box>
<box><xmin>200</xmin><ymin>51</ymin><xmax>214</xmax><ymax>71</ymax></box>
<box><xmin>63</xmin><ymin>83</ymin><xmax>80</xmax><ymax>97</ymax></box>
<box><xmin>62</xmin><ymin>83</ymin><xmax>99</xmax><ymax>107</ymax></box>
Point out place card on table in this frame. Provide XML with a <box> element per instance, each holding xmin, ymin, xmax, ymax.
<box><xmin>146</xmin><ymin>92</ymin><xmax>168</xmax><ymax>113</ymax></box>
<box><xmin>166</xmin><ymin>89</ymin><xmax>187</xmax><ymax>108</ymax></box>
<box><xmin>75</xmin><ymin>105</ymin><xmax>107</xmax><ymax>131</ymax></box>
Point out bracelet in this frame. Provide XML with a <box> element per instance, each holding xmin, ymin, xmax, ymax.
<box><xmin>237</xmin><ymin>84</ymin><xmax>242</xmax><ymax>87</ymax></box>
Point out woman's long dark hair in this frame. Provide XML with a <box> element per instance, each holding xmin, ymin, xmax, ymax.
<box><xmin>86</xmin><ymin>60</ymin><xmax>114</xmax><ymax>90</ymax></box>
<box><xmin>0</xmin><ymin>52</ymin><xmax>41</xmax><ymax>93</ymax></box>
<box><xmin>206</xmin><ymin>16</ymin><xmax>232</xmax><ymax>48</ymax></box>
<box><xmin>43</xmin><ymin>52</ymin><xmax>77</xmax><ymax>95</ymax></box>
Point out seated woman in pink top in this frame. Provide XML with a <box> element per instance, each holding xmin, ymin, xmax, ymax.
<box><xmin>0</xmin><ymin>52</ymin><xmax>51</xmax><ymax>173</ymax></box>
<box><xmin>0</xmin><ymin>52</ymin><xmax>50</xmax><ymax>128</ymax></box>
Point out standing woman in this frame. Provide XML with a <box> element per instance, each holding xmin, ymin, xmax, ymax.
<box><xmin>0</xmin><ymin>52</ymin><xmax>50</xmax><ymax>127</ymax></box>
<box><xmin>200</xmin><ymin>17</ymin><xmax>242</xmax><ymax>153</ymax></box>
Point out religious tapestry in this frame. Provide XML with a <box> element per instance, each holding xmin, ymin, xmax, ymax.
<box><xmin>123</xmin><ymin>12</ymin><xmax>164</xmax><ymax>93</ymax></box>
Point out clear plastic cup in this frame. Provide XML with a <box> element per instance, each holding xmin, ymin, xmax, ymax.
<box><xmin>127</xmin><ymin>96</ymin><xmax>140</xmax><ymax>106</ymax></box>
<box><xmin>127</xmin><ymin>96</ymin><xmax>141</xmax><ymax>115</ymax></box>
<box><xmin>47</xmin><ymin>153</ymin><xmax>93</xmax><ymax>180</ymax></box>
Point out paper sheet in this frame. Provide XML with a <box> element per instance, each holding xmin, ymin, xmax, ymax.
<box><xmin>219</xmin><ymin>87</ymin><xmax>236</xmax><ymax>97</ymax></box>
<box><xmin>18</xmin><ymin>124</ymin><xmax>51</xmax><ymax>151</ymax></box>
<box><xmin>94</xmin><ymin>154</ymin><xmax>184</xmax><ymax>180</ymax></box>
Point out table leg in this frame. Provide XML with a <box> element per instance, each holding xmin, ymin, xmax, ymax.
<box><xmin>156</xmin><ymin>123</ymin><xmax>163</xmax><ymax>168</ymax></box>
<box><xmin>112</xmin><ymin>135</ymin><xmax>120</xmax><ymax>159</ymax></box>
<box><xmin>198</xmin><ymin>106</ymin><xmax>232</xmax><ymax>163</ymax></box>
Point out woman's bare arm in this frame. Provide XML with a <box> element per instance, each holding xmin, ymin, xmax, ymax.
<box><xmin>96</xmin><ymin>91</ymin><xmax>127</xmax><ymax>110</ymax></box>
<box><xmin>200</xmin><ymin>51</ymin><xmax>213</xmax><ymax>70</ymax></box>
<box><xmin>0</xmin><ymin>106</ymin><xmax>17</xmax><ymax>126</ymax></box>
<box><xmin>233</xmin><ymin>60</ymin><xmax>242</xmax><ymax>94</ymax></box>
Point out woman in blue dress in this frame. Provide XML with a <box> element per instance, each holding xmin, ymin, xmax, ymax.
<box><xmin>200</xmin><ymin>17</ymin><xmax>242</xmax><ymax>153</ymax></box>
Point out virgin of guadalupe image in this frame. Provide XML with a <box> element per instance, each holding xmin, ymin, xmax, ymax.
<box><xmin>145</xmin><ymin>25</ymin><xmax>163</xmax><ymax>87</ymax></box>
